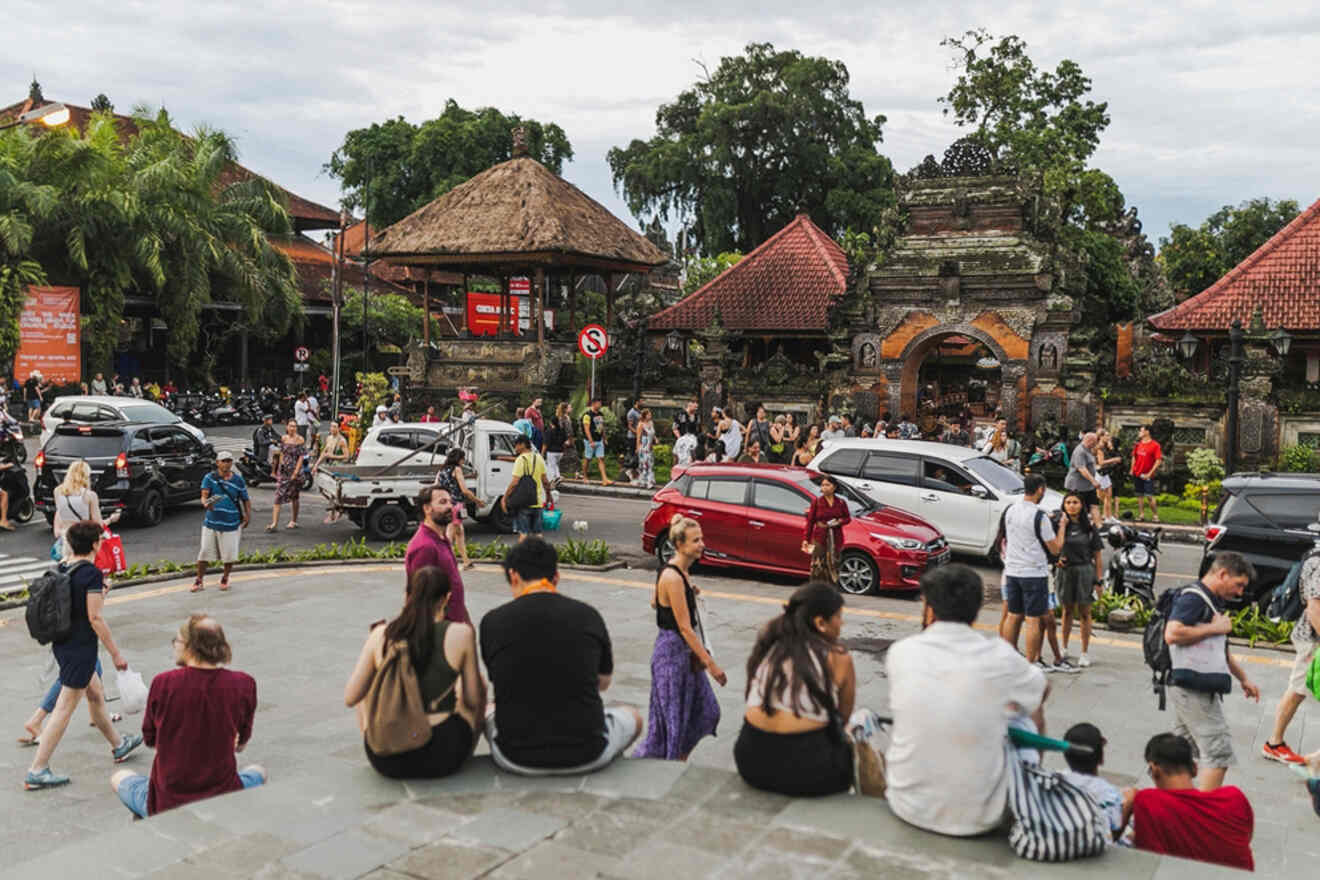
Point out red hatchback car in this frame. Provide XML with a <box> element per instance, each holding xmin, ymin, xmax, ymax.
<box><xmin>642</xmin><ymin>463</ymin><xmax>950</xmax><ymax>594</ymax></box>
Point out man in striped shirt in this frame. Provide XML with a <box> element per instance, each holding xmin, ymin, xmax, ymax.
<box><xmin>194</xmin><ymin>451</ymin><xmax>250</xmax><ymax>593</ymax></box>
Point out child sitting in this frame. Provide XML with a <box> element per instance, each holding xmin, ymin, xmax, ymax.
<box><xmin>1060</xmin><ymin>722</ymin><xmax>1125</xmax><ymax>843</ymax></box>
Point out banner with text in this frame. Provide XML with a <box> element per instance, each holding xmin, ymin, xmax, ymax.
<box><xmin>15</xmin><ymin>285</ymin><xmax>81</xmax><ymax>382</ymax></box>
<box><xmin>465</xmin><ymin>291</ymin><xmax>522</xmax><ymax>337</ymax></box>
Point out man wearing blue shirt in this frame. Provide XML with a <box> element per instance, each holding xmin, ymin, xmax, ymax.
<box><xmin>194</xmin><ymin>451</ymin><xmax>251</xmax><ymax>593</ymax></box>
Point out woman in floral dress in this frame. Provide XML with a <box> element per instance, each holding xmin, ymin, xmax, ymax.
<box><xmin>636</xmin><ymin>409</ymin><xmax>657</xmax><ymax>489</ymax></box>
<box><xmin>266</xmin><ymin>420</ymin><xmax>306</xmax><ymax>531</ymax></box>
<box><xmin>635</xmin><ymin>514</ymin><xmax>725</xmax><ymax>760</ymax></box>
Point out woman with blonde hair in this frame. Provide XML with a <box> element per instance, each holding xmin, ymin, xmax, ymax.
<box><xmin>52</xmin><ymin>460</ymin><xmax>117</xmax><ymax>560</ymax></box>
<box><xmin>635</xmin><ymin>514</ymin><xmax>725</xmax><ymax>760</ymax></box>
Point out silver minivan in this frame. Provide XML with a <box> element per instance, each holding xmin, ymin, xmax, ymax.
<box><xmin>808</xmin><ymin>438</ymin><xmax>1062</xmax><ymax>559</ymax></box>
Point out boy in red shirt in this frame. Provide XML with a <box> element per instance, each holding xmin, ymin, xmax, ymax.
<box><xmin>1123</xmin><ymin>733</ymin><xmax>1253</xmax><ymax>871</ymax></box>
<box><xmin>111</xmin><ymin>615</ymin><xmax>264</xmax><ymax>817</ymax></box>
<box><xmin>1130</xmin><ymin>425</ymin><xmax>1163</xmax><ymax>522</ymax></box>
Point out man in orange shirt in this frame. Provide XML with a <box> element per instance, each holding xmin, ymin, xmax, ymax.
<box><xmin>1130</xmin><ymin>425</ymin><xmax>1163</xmax><ymax>522</ymax></box>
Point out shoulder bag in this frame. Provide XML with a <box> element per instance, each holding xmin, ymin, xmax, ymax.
<box><xmin>1003</xmin><ymin>738</ymin><xmax>1108</xmax><ymax>861</ymax></box>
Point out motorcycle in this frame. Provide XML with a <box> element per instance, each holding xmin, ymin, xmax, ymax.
<box><xmin>204</xmin><ymin>393</ymin><xmax>239</xmax><ymax>426</ymax></box>
<box><xmin>0</xmin><ymin>410</ymin><xmax>27</xmax><ymax>465</ymax></box>
<box><xmin>1103</xmin><ymin>513</ymin><xmax>1161</xmax><ymax>607</ymax></box>
<box><xmin>237</xmin><ymin>446</ymin><xmax>312</xmax><ymax>491</ymax></box>
<box><xmin>2</xmin><ymin>461</ymin><xmax>35</xmax><ymax>524</ymax></box>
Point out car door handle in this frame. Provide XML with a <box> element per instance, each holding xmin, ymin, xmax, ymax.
<box><xmin>749</xmin><ymin>520</ymin><xmax>765</xmax><ymax>528</ymax></box>
<box><xmin>684</xmin><ymin>509</ymin><xmax>703</xmax><ymax>517</ymax></box>
<box><xmin>920</xmin><ymin>492</ymin><xmax>939</xmax><ymax>502</ymax></box>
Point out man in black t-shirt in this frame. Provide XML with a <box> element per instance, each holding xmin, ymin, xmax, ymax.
<box><xmin>479</xmin><ymin>538</ymin><xmax>641</xmax><ymax>774</ymax></box>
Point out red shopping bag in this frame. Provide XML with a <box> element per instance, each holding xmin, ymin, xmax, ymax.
<box><xmin>95</xmin><ymin>530</ymin><xmax>127</xmax><ymax>575</ymax></box>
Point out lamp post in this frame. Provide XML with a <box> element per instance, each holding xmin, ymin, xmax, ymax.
<box><xmin>0</xmin><ymin>102</ymin><xmax>70</xmax><ymax>131</ymax></box>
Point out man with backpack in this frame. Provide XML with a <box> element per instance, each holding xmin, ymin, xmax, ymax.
<box><xmin>194</xmin><ymin>451</ymin><xmax>250</xmax><ymax>593</ymax></box>
<box><xmin>1001</xmin><ymin>473</ymin><xmax>1068</xmax><ymax>667</ymax></box>
<box><xmin>500</xmin><ymin>434</ymin><xmax>553</xmax><ymax>542</ymax></box>
<box><xmin>1162</xmin><ymin>552</ymin><xmax>1261</xmax><ymax>791</ymax></box>
<box><xmin>1262</xmin><ymin>546</ymin><xmax>1320</xmax><ymax>765</ymax></box>
<box><xmin>24</xmin><ymin>520</ymin><xmax>142</xmax><ymax>790</ymax></box>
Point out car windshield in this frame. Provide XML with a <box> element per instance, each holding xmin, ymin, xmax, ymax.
<box><xmin>962</xmin><ymin>455</ymin><xmax>1025</xmax><ymax>494</ymax></box>
<box><xmin>116</xmin><ymin>403</ymin><xmax>177</xmax><ymax>423</ymax></box>
<box><xmin>804</xmin><ymin>474</ymin><xmax>875</xmax><ymax>516</ymax></box>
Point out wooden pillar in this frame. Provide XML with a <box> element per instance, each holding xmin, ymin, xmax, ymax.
<box><xmin>500</xmin><ymin>274</ymin><xmax>510</xmax><ymax>338</ymax></box>
<box><xmin>461</xmin><ymin>274</ymin><xmax>469</xmax><ymax>336</ymax></box>
<box><xmin>534</xmin><ymin>267</ymin><xmax>545</xmax><ymax>345</ymax></box>
<box><xmin>568</xmin><ymin>272</ymin><xmax>577</xmax><ymax>336</ymax></box>
<box><xmin>421</xmin><ymin>277</ymin><xmax>431</xmax><ymax>347</ymax></box>
<box><xmin>605</xmin><ymin>272</ymin><xmax>616</xmax><ymax>332</ymax></box>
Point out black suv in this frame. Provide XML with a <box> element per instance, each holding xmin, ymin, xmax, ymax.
<box><xmin>35</xmin><ymin>422</ymin><xmax>216</xmax><ymax>527</ymax></box>
<box><xmin>1200</xmin><ymin>472</ymin><xmax>1320</xmax><ymax>608</ymax></box>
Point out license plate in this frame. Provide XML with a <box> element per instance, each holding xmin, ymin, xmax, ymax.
<box><xmin>1124</xmin><ymin>570</ymin><xmax>1153</xmax><ymax>583</ymax></box>
<box><xmin>929</xmin><ymin>551</ymin><xmax>951</xmax><ymax>568</ymax></box>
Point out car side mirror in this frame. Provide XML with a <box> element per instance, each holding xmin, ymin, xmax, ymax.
<box><xmin>969</xmin><ymin>485</ymin><xmax>988</xmax><ymax>499</ymax></box>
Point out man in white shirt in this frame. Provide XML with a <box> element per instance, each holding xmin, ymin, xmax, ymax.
<box><xmin>305</xmin><ymin>392</ymin><xmax>321</xmax><ymax>451</ymax></box>
<box><xmin>887</xmin><ymin>563</ymin><xmax>1050</xmax><ymax>837</ymax></box>
<box><xmin>820</xmin><ymin>415</ymin><xmax>845</xmax><ymax>443</ymax></box>
<box><xmin>293</xmin><ymin>392</ymin><xmax>309</xmax><ymax>432</ymax></box>
<box><xmin>1001</xmin><ymin>473</ymin><xmax>1066</xmax><ymax>665</ymax></box>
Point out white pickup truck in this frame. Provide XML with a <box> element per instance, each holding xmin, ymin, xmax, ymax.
<box><xmin>314</xmin><ymin>418</ymin><xmax>526</xmax><ymax>540</ymax></box>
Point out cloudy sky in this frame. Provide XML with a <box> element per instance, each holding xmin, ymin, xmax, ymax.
<box><xmin>7</xmin><ymin>1</ymin><xmax>1317</xmax><ymax>245</ymax></box>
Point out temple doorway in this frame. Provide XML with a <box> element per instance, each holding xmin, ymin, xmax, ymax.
<box><xmin>898</xmin><ymin>328</ymin><xmax>1012</xmax><ymax>430</ymax></box>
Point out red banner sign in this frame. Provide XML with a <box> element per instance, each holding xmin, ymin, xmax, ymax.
<box><xmin>465</xmin><ymin>291</ymin><xmax>521</xmax><ymax>337</ymax></box>
<box><xmin>15</xmin><ymin>286</ymin><xmax>81</xmax><ymax>383</ymax></box>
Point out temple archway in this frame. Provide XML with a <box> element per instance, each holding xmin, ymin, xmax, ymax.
<box><xmin>894</xmin><ymin>324</ymin><xmax>1025</xmax><ymax>428</ymax></box>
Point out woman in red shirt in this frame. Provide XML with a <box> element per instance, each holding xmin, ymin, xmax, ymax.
<box><xmin>802</xmin><ymin>475</ymin><xmax>850</xmax><ymax>585</ymax></box>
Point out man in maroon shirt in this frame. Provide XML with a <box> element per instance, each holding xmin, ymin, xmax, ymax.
<box><xmin>405</xmin><ymin>485</ymin><xmax>469</xmax><ymax>623</ymax></box>
<box><xmin>1122</xmin><ymin>733</ymin><xmax>1254</xmax><ymax>871</ymax></box>
<box><xmin>111</xmin><ymin>615</ymin><xmax>264</xmax><ymax>817</ymax></box>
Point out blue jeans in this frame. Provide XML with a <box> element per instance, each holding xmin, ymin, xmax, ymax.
<box><xmin>40</xmin><ymin>658</ymin><xmax>102</xmax><ymax>712</ymax></box>
<box><xmin>116</xmin><ymin>769</ymin><xmax>265</xmax><ymax>818</ymax></box>
<box><xmin>513</xmin><ymin>508</ymin><xmax>543</xmax><ymax>535</ymax></box>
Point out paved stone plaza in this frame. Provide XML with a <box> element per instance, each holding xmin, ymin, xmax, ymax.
<box><xmin>1</xmin><ymin>561</ymin><xmax>1316</xmax><ymax>877</ymax></box>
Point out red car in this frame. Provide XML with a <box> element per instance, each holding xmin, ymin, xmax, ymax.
<box><xmin>642</xmin><ymin>463</ymin><xmax>950</xmax><ymax>594</ymax></box>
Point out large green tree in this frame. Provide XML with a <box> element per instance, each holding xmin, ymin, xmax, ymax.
<box><xmin>1158</xmin><ymin>197</ymin><xmax>1300</xmax><ymax>299</ymax></box>
<box><xmin>608</xmin><ymin>42</ymin><xmax>894</xmax><ymax>255</ymax></box>
<box><xmin>326</xmin><ymin>101</ymin><xmax>573</xmax><ymax>229</ymax></box>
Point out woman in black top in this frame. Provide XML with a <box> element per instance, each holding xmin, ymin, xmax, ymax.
<box><xmin>1095</xmin><ymin>428</ymin><xmax>1123</xmax><ymax>521</ymax></box>
<box><xmin>1053</xmin><ymin>492</ymin><xmax>1104</xmax><ymax>667</ymax></box>
<box><xmin>634</xmin><ymin>514</ymin><xmax>726</xmax><ymax>760</ymax></box>
<box><xmin>544</xmin><ymin>408</ymin><xmax>568</xmax><ymax>487</ymax></box>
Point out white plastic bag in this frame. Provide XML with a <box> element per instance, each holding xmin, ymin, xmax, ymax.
<box><xmin>118</xmin><ymin>666</ymin><xmax>148</xmax><ymax>715</ymax></box>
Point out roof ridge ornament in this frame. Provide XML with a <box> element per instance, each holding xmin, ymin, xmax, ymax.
<box><xmin>511</xmin><ymin>125</ymin><xmax>528</xmax><ymax>159</ymax></box>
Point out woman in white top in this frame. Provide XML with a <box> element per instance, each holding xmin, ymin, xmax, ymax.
<box><xmin>52</xmin><ymin>460</ymin><xmax>117</xmax><ymax>559</ymax></box>
<box><xmin>734</xmin><ymin>582</ymin><xmax>885</xmax><ymax>797</ymax></box>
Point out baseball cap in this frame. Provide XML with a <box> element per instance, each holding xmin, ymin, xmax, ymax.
<box><xmin>216</xmin><ymin>450</ymin><xmax>235</xmax><ymax>461</ymax></box>
<box><xmin>376</xmin><ymin>404</ymin><xmax>387</xmax><ymax>413</ymax></box>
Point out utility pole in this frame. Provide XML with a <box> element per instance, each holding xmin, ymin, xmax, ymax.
<box><xmin>331</xmin><ymin>209</ymin><xmax>347</xmax><ymax>423</ymax></box>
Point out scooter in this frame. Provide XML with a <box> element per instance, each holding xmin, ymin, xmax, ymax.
<box><xmin>2</xmin><ymin>463</ymin><xmax>35</xmax><ymax>524</ymax></box>
<box><xmin>237</xmin><ymin>446</ymin><xmax>312</xmax><ymax>491</ymax></box>
<box><xmin>1103</xmin><ymin>512</ymin><xmax>1161</xmax><ymax>607</ymax></box>
<box><xmin>0</xmin><ymin>411</ymin><xmax>26</xmax><ymax>465</ymax></box>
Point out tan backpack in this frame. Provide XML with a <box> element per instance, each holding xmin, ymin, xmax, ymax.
<box><xmin>364</xmin><ymin>639</ymin><xmax>434</xmax><ymax>756</ymax></box>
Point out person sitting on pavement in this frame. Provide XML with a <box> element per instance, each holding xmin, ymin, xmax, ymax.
<box><xmin>886</xmin><ymin>563</ymin><xmax>1050</xmax><ymax>836</ymax></box>
<box><xmin>404</xmin><ymin>485</ymin><xmax>468</xmax><ymax>623</ymax></box>
<box><xmin>1060</xmin><ymin>722</ymin><xmax>1125</xmax><ymax>843</ymax></box>
<box><xmin>111</xmin><ymin>615</ymin><xmax>264</xmax><ymax>817</ymax></box>
<box><xmin>734</xmin><ymin>582</ymin><xmax>886</xmax><ymax>797</ymax></box>
<box><xmin>479</xmin><ymin>538</ymin><xmax>642</xmax><ymax>775</ymax></box>
<box><xmin>1122</xmin><ymin>732</ymin><xmax>1254</xmax><ymax>871</ymax></box>
<box><xmin>25</xmin><ymin>521</ymin><xmax>142</xmax><ymax>790</ymax></box>
<box><xmin>345</xmin><ymin>566</ymin><xmax>487</xmax><ymax>779</ymax></box>
<box><xmin>1164</xmin><ymin>551</ymin><xmax>1261</xmax><ymax>792</ymax></box>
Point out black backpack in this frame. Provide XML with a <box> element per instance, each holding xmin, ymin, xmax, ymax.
<box><xmin>25</xmin><ymin>561</ymin><xmax>92</xmax><ymax>646</ymax></box>
<box><xmin>1143</xmin><ymin>584</ymin><xmax>1215</xmax><ymax>711</ymax></box>
<box><xmin>1267</xmin><ymin>548</ymin><xmax>1319</xmax><ymax>623</ymax></box>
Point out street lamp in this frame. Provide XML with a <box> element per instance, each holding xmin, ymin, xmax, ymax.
<box><xmin>1270</xmin><ymin>327</ymin><xmax>1293</xmax><ymax>357</ymax></box>
<box><xmin>1177</xmin><ymin>332</ymin><xmax>1199</xmax><ymax>361</ymax></box>
<box><xmin>0</xmin><ymin>102</ymin><xmax>70</xmax><ymax>131</ymax></box>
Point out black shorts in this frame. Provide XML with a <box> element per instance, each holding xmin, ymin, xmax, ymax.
<box><xmin>53</xmin><ymin>641</ymin><xmax>99</xmax><ymax>689</ymax></box>
<box><xmin>1075</xmin><ymin>488</ymin><xmax>1099</xmax><ymax>510</ymax></box>
<box><xmin>364</xmin><ymin>714</ymin><xmax>475</xmax><ymax>780</ymax></box>
<box><xmin>733</xmin><ymin>720</ymin><xmax>852</xmax><ymax>797</ymax></box>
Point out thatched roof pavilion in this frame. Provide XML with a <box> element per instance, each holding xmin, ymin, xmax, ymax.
<box><xmin>370</xmin><ymin>148</ymin><xmax>666</xmax><ymax>345</ymax></box>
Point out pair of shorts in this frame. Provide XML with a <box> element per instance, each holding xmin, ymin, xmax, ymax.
<box><xmin>485</xmin><ymin>706</ymin><xmax>638</xmax><ymax>776</ymax></box>
<box><xmin>1074</xmin><ymin>488</ymin><xmax>1100</xmax><ymax>510</ymax></box>
<box><xmin>365</xmin><ymin>714</ymin><xmax>476</xmax><ymax>779</ymax></box>
<box><xmin>1287</xmin><ymin>644</ymin><xmax>1316</xmax><ymax>698</ymax></box>
<box><xmin>583</xmin><ymin>440</ymin><xmax>605</xmax><ymax>459</ymax></box>
<box><xmin>1097</xmin><ymin>474</ymin><xmax>1113</xmax><ymax>491</ymax></box>
<box><xmin>198</xmin><ymin>526</ymin><xmax>242</xmax><ymax>563</ymax></box>
<box><xmin>513</xmin><ymin>508</ymin><xmax>543</xmax><ymax>535</ymax></box>
<box><xmin>1004</xmin><ymin>575</ymin><xmax>1050</xmax><ymax>617</ymax></box>
<box><xmin>1132</xmin><ymin>476</ymin><xmax>1156</xmax><ymax>496</ymax></box>
<box><xmin>53</xmin><ymin>640</ymin><xmax>99</xmax><ymax>689</ymax></box>
<box><xmin>1170</xmin><ymin>686</ymin><xmax>1235</xmax><ymax>768</ymax></box>
<box><xmin>116</xmin><ymin>769</ymin><xmax>265</xmax><ymax>818</ymax></box>
<box><xmin>733</xmin><ymin>720</ymin><xmax>852</xmax><ymax>797</ymax></box>
<box><xmin>1056</xmin><ymin>565</ymin><xmax>1097</xmax><ymax>607</ymax></box>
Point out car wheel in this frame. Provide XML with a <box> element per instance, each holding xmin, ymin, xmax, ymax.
<box><xmin>366</xmin><ymin>503</ymin><xmax>409</xmax><ymax>541</ymax></box>
<box><xmin>12</xmin><ymin>496</ymin><xmax>33</xmax><ymax>524</ymax></box>
<box><xmin>655</xmin><ymin>530</ymin><xmax>676</xmax><ymax>566</ymax></box>
<box><xmin>137</xmin><ymin>489</ymin><xmax>165</xmax><ymax>527</ymax></box>
<box><xmin>837</xmin><ymin>551</ymin><xmax>878</xmax><ymax>595</ymax></box>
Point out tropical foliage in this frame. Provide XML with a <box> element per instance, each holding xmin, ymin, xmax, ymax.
<box><xmin>0</xmin><ymin>107</ymin><xmax>301</xmax><ymax>373</ymax></box>
<box><xmin>326</xmin><ymin>101</ymin><xmax>573</xmax><ymax>229</ymax></box>
<box><xmin>608</xmin><ymin>43</ymin><xmax>894</xmax><ymax>255</ymax></box>
<box><xmin>1158</xmin><ymin>198</ymin><xmax>1300</xmax><ymax>300</ymax></box>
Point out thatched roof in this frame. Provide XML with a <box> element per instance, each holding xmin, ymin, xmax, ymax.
<box><xmin>370</xmin><ymin>157</ymin><xmax>667</xmax><ymax>272</ymax></box>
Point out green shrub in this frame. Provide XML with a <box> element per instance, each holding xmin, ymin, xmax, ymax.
<box><xmin>1186</xmin><ymin>447</ymin><xmax>1226</xmax><ymax>484</ymax></box>
<box><xmin>653</xmin><ymin>444</ymin><xmax>673</xmax><ymax>470</ymax></box>
<box><xmin>1279</xmin><ymin>444</ymin><xmax>1318</xmax><ymax>473</ymax></box>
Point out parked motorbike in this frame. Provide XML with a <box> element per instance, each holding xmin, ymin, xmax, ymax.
<box><xmin>205</xmin><ymin>393</ymin><xmax>239</xmax><ymax>426</ymax></box>
<box><xmin>0</xmin><ymin>410</ymin><xmax>27</xmax><ymax>465</ymax></box>
<box><xmin>2</xmin><ymin>461</ymin><xmax>35</xmax><ymax>524</ymax></box>
<box><xmin>237</xmin><ymin>446</ymin><xmax>312</xmax><ymax>491</ymax></box>
<box><xmin>1103</xmin><ymin>513</ymin><xmax>1161</xmax><ymax>606</ymax></box>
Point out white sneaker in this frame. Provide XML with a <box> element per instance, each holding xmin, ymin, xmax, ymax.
<box><xmin>1078</xmin><ymin>653</ymin><xmax>1092</xmax><ymax>668</ymax></box>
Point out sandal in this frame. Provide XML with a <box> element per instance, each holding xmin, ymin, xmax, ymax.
<box><xmin>285</xmin><ymin>522</ymin><xmax>299</xmax><ymax>530</ymax></box>
<box><xmin>218</xmin><ymin>578</ymin><xmax>230</xmax><ymax>592</ymax></box>
<box><xmin>264</xmin><ymin>525</ymin><xmax>276</xmax><ymax>533</ymax></box>
<box><xmin>0</xmin><ymin>522</ymin><xmax>15</xmax><ymax>531</ymax></box>
<box><xmin>190</xmin><ymin>579</ymin><xmax>204</xmax><ymax>593</ymax></box>
<box><xmin>17</xmin><ymin>723</ymin><xmax>41</xmax><ymax>745</ymax></box>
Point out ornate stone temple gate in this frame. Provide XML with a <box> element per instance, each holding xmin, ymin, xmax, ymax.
<box><xmin>839</xmin><ymin>172</ymin><xmax>1086</xmax><ymax>431</ymax></box>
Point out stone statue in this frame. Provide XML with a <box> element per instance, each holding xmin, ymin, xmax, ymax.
<box><xmin>860</xmin><ymin>341</ymin><xmax>877</xmax><ymax>369</ymax></box>
<box><xmin>1039</xmin><ymin>343</ymin><xmax>1058</xmax><ymax>370</ymax></box>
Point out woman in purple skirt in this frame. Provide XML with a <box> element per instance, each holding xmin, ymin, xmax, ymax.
<box><xmin>635</xmin><ymin>514</ymin><xmax>726</xmax><ymax>760</ymax></box>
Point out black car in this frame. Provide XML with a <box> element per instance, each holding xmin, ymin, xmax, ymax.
<box><xmin>35</xmin><ymin>421</ymin><xmax>216</xmax><ymax>527</ymax></box>
<box><xmin>1200</xmin><ymin>472</ymin><xmax>1320</xmax><ymax>608</ymax></box>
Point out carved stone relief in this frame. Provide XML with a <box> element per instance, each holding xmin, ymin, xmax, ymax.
<box><xmin>851</xmin><ymin>333</ymin><xmax>884</xmax><ymax>373</ymax></box>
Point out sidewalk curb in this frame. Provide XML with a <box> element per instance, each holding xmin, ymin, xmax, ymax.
<box><xmin>557</xmin><ymin>481</ymin><xmax>655</xmax><ymax>501</ymax></box>
<box><xmin>0</xmin><ymin>556</ymin><xmax>628</xmax><ymax>611</ymax></box>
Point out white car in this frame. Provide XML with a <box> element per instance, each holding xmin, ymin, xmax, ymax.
<box><xmin>40</xmin><ymin>396</ymin><xmax>205</xmax><ymax>447</ymax></box>
<box><xmin>353</xmin><ymin>419</ymin><xmax>522</xmax><ymax>469</ymax></box>
<box><xmin>807</xmin><ymin>438</ymin><xmax>1063</xmax><ymax>559</ymax></box>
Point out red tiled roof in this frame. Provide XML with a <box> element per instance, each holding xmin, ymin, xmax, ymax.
<box><xmin>0</xmin><ymin>96</ymin><xmax>340</xmax><ymax>230</ymax></box>
<box><xmin>649</xmin><ymin>215</ymin><xmax>849</xmax><ymax>331</ymax></box>
<box><xmin>271</xmin><ymin>236</ymin><xmax>412</xmax><ymax>303</ymax></box>
<box><xmin>1149</xmin><ymin>197</ymin><xmax>1320</xmax><ymax>332</ymax></box>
